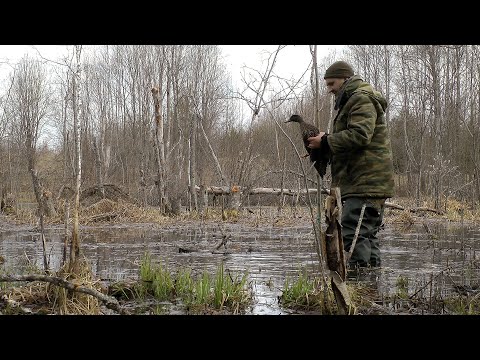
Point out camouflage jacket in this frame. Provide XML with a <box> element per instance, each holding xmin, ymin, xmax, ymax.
<box><xmin>326</xmin><ymin>75</ymin><xmax>395</xmax><ymax>199</ymax></box>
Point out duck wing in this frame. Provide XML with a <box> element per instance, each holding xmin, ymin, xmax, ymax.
<box><xmin>301</xmin><ymin>125</ymin><xmax>319</xmax><ymax>154</ymax></box>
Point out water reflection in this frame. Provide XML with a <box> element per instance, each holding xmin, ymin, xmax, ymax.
<box><xmin>1</xmin><ymin>221</ymin><xmax>479</xmax><ymax>314</ymax></box>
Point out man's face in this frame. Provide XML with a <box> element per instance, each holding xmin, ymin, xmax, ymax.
<box><xmin>325</xmin><ymin>78</ymin><xmax>346</xmax><ymax>96</ymax></box>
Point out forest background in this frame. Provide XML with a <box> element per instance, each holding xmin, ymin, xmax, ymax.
<box><xmin>0</xmin><ymin>45</ymin><xmax>478</xmax><ymax>218</ymax></box>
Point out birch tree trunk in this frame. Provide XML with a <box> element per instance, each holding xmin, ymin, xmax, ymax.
<box><xmin>151</xmin><ymin>86</ymin><xmax>169</xmax><ymax>213</ymax></box>
<box><xmin>189</xmin><ymin>114</ymin><xmax>198</xmax><ymax>211</ymax></box>
<box><xmin>311</xmin><ymin>45</ymin><xmax>324</xmax><ymax>227</ymax></box>
<box><xmin>198</xmin><ymin>117</ymin><xmax>227</xmax><ymax>185</ymax></box>
<box><xmin>427</xmin><ymin>45</ymin><xmax>443</xmax><ymax>209</ymax></box>
<box><xmin>70</xmin><ymin>45</ymin><xmax>83</xmax><ymax>268</ymax></box>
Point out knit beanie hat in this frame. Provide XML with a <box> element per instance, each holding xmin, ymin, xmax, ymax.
<box><xmin>324</xmin><ymin>61</ymin><xmax>354</xmax><ymax>79</ymax></box>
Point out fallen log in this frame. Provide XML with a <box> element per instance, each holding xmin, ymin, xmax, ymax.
<box><xmin>195</xmin><ymin>185</ymin><xmax>444</xmax><ymax>214</ymax></box>
<box><xmin>383</xmin><ymin>203</ymin><xmax>444</xmax><ymax>215</ymax></box>
<box><xmin>194</xmin><ymin>185</ymin><xmax>329</xmax><ymax>196</ymax></box>
<box><xmin>87</xmin><ymin>212</ymin><xmax>118</xmax><ymax>222</ymax></box>
<box><xmin>0</xmin><ymin>274</ymin><xmax>129</xmax><ymax>315</ymax></box>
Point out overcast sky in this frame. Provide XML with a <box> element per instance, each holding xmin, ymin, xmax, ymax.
<box><xmin>0</xmin><ymin>45</ymin><xmax>346</xmax><ymax>145</ymax></box>
<box><xmin>0</xmin><ymin>45</ymin><xmax>68</xmax><ymax>67</ymax></box>
<box><xmin>220</xmin><ymin>45</ymin><xmax>345</xmax><ymax>88</ymax></box>
<box><xmin>0</xmin><ymin>45</ymin><xmax>345</xmax><ymax>83</ymax></box>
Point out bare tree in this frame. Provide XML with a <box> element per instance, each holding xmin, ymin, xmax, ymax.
<box><xmin>70</xmin><ymin>45</ymin><xmax>83</xmax><ymax>269</ymax></box>
<box><xmin>152</xmin><ymin>83</ymin><xmax>169</xmax><ymax>213</ymax></box>
<box><xmin>235</xmin><ymin>47</ymin><xmax>285</xmax><ymax>188</ymax></box>
<box><xmin>9</xmin><ymin>56</ymin><xmax>52</xmax><ymax>272</ymax></box>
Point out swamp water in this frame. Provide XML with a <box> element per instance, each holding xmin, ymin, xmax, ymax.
<box><xmin>1</xmin><ymin>219</ymin><xmax>479</xmax><ymax>314</ymax></box>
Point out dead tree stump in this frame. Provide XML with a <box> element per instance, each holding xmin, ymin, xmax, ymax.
<box><xmin>321</xmin><ymin>187</ymin><xmax>354</xmax><ymax>314</ymax></box>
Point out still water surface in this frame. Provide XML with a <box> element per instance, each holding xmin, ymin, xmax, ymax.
<box><xmin>1</xmin><ymin>220</ymin><xmax>479</xmax><ymax>314</ymax></box>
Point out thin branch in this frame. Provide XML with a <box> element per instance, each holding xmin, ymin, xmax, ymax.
<box><xmin>346</xmin><ymin>203</ymin><xmax>366</xmax><ymax>264</ymax></box>
<box><xmin>31</xmin><ymin>45</ymin><xmax>73</xmax><ymax>69</ymax></box>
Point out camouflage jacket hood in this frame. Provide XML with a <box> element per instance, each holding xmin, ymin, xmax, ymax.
<box><xmin>334</xmin><ymin>75</ymin><xmax>388</xmax><ymax>111</ymax></box>
<box><xmin>326</xmin><ymin>75</ymin><xmax>395</xmax><ymax>199</ymax></box>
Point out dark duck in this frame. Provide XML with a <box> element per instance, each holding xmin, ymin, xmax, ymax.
<box><xmin>285</xmin><ymin>114</ymin><xmax>329</xmax><ymax>178</ymax></box>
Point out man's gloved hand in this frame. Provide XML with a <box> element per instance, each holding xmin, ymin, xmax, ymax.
<box><xmin>310</xmin><ymin>133</ymin><xmax>331</xmax><ymax>178</ymax></box>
